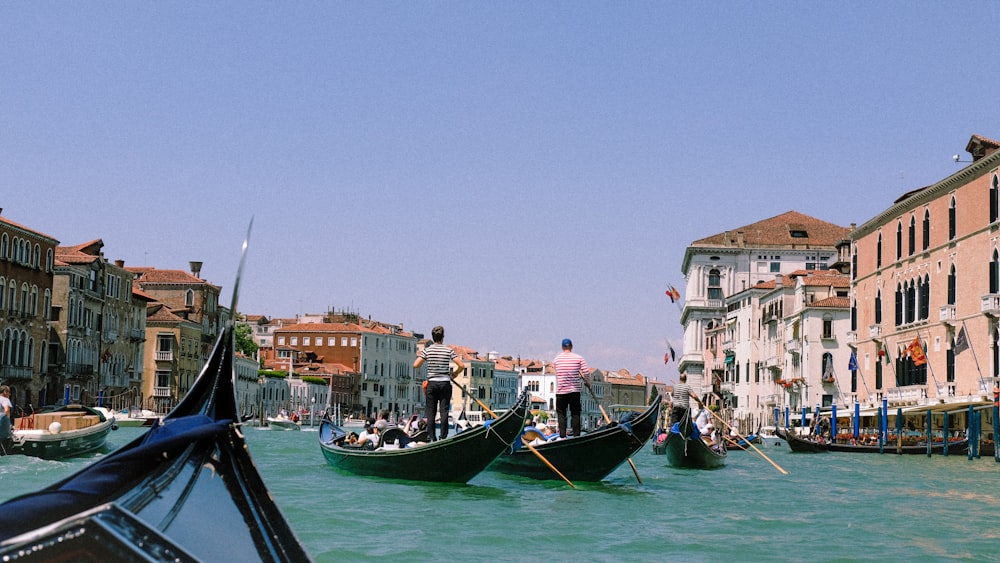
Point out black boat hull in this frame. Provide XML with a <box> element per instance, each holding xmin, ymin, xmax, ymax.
<box><xmin>318</xmin><ymin>392</ymin><xmax>529</xmax><ymax>483</ymax></box>
<box><xmin>490</xmin><ymin>401</ymin><xmax>659</xmax><ymax>481</ymax></box>
<box><xmin>660</xmin><ymin>422</ymin><xmax>726</xmax><ymax>469</ymax></box>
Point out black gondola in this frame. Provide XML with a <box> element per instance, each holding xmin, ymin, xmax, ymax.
<box><xmin>317</xmin><ymin>391</ymin><xmax>529</xmax><ymax>483</ymax></box>
<box><xmin>0</xmin><ymin>229</ymin><xmax>312</xmax><ymax>562</ymax></box>
<box><xmin>656</xmin><ymin>419</ymin><xmax>727</xmax><ymax>469</ymax></box>
<box><xmin>777</xmin><ymin>427</ymin><xmax>829</xmax><ymax>453</ymax></box>
<box><xmin>490</xmin><ymin>400</ymin><xmax>659</xmax><ymax>481</ymax></box>
<box><xmin>778</xmin><ymin>426</ymin><xmax>969</xmax><ymax>455</ymax></box>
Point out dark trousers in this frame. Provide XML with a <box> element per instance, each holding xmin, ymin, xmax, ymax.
<box><xmin>556</xmin><ymin>392</ymin><xmax>582</xmax><ymax>438</ymax></box>
<box><xmin>670</xmin><ymin>406</ymin><xmax>690</xmax><ymax>426</ymax></box>
<box><xmin>424</xmin><ymin>380</ymin><xmax>453</xmax><ymax>441</ymax></box>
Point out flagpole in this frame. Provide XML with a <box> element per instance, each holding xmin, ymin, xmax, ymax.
<box><xmin>919</xmin><ymin>331</ymin><xmax>943</xmax><ymax>397</ymax></box>
<box><xmin>959</xmin><ymin>320</ymin><xmax>989</xmax><ymax>394</ymax></box>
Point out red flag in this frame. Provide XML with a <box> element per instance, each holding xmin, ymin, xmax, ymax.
<box><xmin>665</xmin><ymin>285</ymin><xmax>681</xmax><ymax>303</ymax></box>
<box><xmin>906</xmin><ymin>337</ymin><xmax>927</xmax><ymax>366</ymax></box>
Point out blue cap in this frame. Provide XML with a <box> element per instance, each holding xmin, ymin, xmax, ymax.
<box><xmin>561</xmin><ymin>338</ymin><xmax>573</xmax><ymax>348</ymax></box>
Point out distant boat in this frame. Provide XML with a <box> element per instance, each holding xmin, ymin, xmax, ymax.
<box><xmin>490</xmin><ymin>401</ymin><xmax>659</xmax><ymax>482</ymax></box>
<box><xmin>317</xmin><ymin>392</ymin><xmax>529</xmax><ymax>483</ymax></box>
<box><xmin>657</xmin><ymin>419</ymin><xmax>727</xmax><ymax>469</ymax></box>
<box><xmin>267</xmin><ymin>415</ymin><xmax>302</xmax><ymax>431</ymax></box>
<box><xmin>4</xmin><ymin>404</ymin><xmax>116</xmax><ymax>460</ymax></box>
<box><xmin>778</xmin><ymin>426</ymin><xmax>969</xmax><ymax>455</ymax></box>
<box><xmin>112</xmin><ymin>408</ymin><xmax>161</xmax><ymax>427</ymax></box>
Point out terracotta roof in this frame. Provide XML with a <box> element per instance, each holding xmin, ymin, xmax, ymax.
<box><xmin>132</xmin><ymin>287</ymin><xmax>158</xmax><ymax>302</ymax></box>
<box><xmin>691</xmin><ymin>211</ymin><xmax>849</xmax><ymax>248</ymax></box>
<box><xmin>129</xmin><ymin>267</ymin><xmax>209</xmax><ymax>285</ymax></box>
<box><xmin>0</xmin><ymin>215</ymin><xmax>58</xmax><ymax>241</ymax></box>
<box><xmin>809</xmin><ymin>296</ymin><xmax>849</xmax><ymax>308</ymax></box>
<box><xmin>146</xmin><ymin>303</ymin><xmax>188</xmax><ymax>323</ymax></box>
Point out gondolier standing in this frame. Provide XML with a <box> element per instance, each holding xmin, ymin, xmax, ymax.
<box><xmin>669</xmin><ymin>374</ymin><xmax>698</xmax><ymax>425</ymax></box>
<box><xmin>413</xmin><ymin>326</ymin><xmax>465</xmax><ymax>442</ymax></box>
<box><xmin>553</xmin><ymin>338</ymin><xmax>590</xmax><ymax>439</ymax></box>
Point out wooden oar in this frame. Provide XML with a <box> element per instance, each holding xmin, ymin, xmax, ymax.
<box><xmin>450</xmin><ymin>380</ymin><xmax>576</xmax><ymax>488</ymax></box>
<box><xmin>706</xmin><ymin>408</ymin><xmax>788</xmax><ymax>475</ymax></box>
<box><xmin>579</xmin><ymin>376</ymin><xmax>642</xmax><ymax>484</ymax></box>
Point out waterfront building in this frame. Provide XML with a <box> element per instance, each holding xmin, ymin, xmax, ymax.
<box><xmin>679</xmin><ymin>211</ymin><xmax>850</xmax><ymax>416</ymax></box>
<box><xmin>488</xmin><ymin>353</ymin><xmax>520</xmax><ymax>411</ymax></box>
<box><xmin>452</xmin><ymin>345</ymin><xmax>495</xmax><ymax>419</ymax></box>
<box><xmin>850</xmin><ymin>133</ymin><xmax>1000</xmax><ymax>416</ymax></box>
<box><xmin>0</xmin><ymin>211</ymin><xmax>58</xmax><ymax>410</ymax></box>
<box><xmin>129</xmin><ymin>264</ymin><xmax>223</xmax><ymax>413</ymax></box>
<box><xmin>274</xmin><ymin>314</ymin><xmax>418</xmax><ymax>419</ymax></box>
<box><xmin>50</xmin><ymin>242</ymin><xmax>148</xmax><ymax>410</ymax></box>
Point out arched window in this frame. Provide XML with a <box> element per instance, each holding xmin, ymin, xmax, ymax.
<box><xmin>992</xmin><ymin>175</ymin><xmax>999</xmax><ymax>224</ymax></box>
<box><xmin>707</xmin><ymin>269</ymin><xmax>722</xmax><ymax>300</ymax></box>
<box><xmin>874</xmin><ymin>291</ymin><xmax>882</xmax><ymax>324</ymax></box>
<box><xmin>185</xmin><ymin>289</ymin><xmax>195</xmax><ymax>308</ymax></box>
<box><xmin>896</xmin><ymin>221</ymin><xmax>903</xmax><ymax>260</ymax></box>
<box><xmin>991</xmin><ymin>249</ymin><xmax>1000</xmax><ymax>295</ymax></box>
<box><xmin>46</xmin><ymin>248</ymin><xmax>53</xmax><ymax>272</ymax></box>
<box><xmin>33</xmin><ymin>244</ymin><xmax>40</xmax><ymax>268</ymax></box>
<box><xmin>905</xmin><ymin>280</ymin><xmax>916</xmax><ymax>324</ymax></box>
<box><xmin>876</xmin><ymin>232</ymin><xmax>882</xmax><ymax>268</ymax></box>
<box><xmin>919</xmin><ymin>274</ymin><xmax>930</xmax><ymax>320</ymax></box>
<box><xmin>0</xmin><ymin>233</ymin><xmax>7</xmax><ymax>260</ymax></box>
<box><xmin>0</xmin><ymin>276</ymin><xmax>5</xmax><ymax>309</ymax></box>
<box><xmin>948</xmin><ymin>265</ymin><xmax>957</xmax><ymax>305</ymax></box>
<box><xmin>908</xmin><ymin>215</ymin><xmax>916</xmax><ymax>256</ymax></box>
<box><xmin>949</xmin><ymin>196</ymin><xmax>957</xmax><ymax>240</ymax></box>
<box><xmin>922</xmin><ymin>209</ymin><xmax>930</xmax><ymax>251</ymax></box>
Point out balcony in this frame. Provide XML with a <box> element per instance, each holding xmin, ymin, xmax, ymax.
<box><xmin>764</xmin><ymin>356</ymin><xmax>780</xmax><ymax>368</ymax></box>
<box><xmin>155</xmin><ymin>350</ymin><xmax>174</xmax><ymax>362</ymax></box>
<box><xmin>763</xmin><ymin>393</ymin><xmax>779</xmax><ymax>406</ymax></box>
<box><xmin>786</xmin><ymin>339</ymin><xmax>801</xmax><ymax>354</ymax></box>
<box><xmin>983</xmin><ymin>294</ymin><xmax>1000</xmax><ymax>317</ymax></box>
<box><xmin>868</xmin><ymin>324</ymin><xmax>882</xmax><ymax>340</ymax></box>
<box><xmin>0</xmin><ymin>365</ymin><xmax>33</xmax><ymax>380</ymax></box>
<box><xmin>885</xmin><ymin>385</ymin><xmax>927</xmax><ymax>406</ymax></box>
<box><xmin>845</xmin><ymin>331</ymin><xmax>857</xmax><ymax>345</ymax></box>
<box><xmin>938</xmin><ymin>305</ymin><xmax>956</xmax><ymax>324</ymax></box>
<box><xmin>152</xmin><ymin>386</ymin><xmax>174</xmax><ymax>398</ymax></box>
<box><xmin>131</xmin><ymin>329</ymin><xmax>146</xmax><ymax>341</ymax></box>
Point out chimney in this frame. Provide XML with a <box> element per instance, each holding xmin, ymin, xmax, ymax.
<box><xmin>114</xmin><ymin>259</ymin><xmax>125</xmax><ymax>268</ymax></box>
<box><xmin>189</xmin><ymin>261</ymin><xmax>203</xmax><ymax>278</ymax></box>
<box><xmin>775</xmin><ymin>274</ymin><xmax>783</xmax><ymax>288</ymax></box>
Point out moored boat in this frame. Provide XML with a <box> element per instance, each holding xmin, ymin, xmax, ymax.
<box><xmin>778</xmin><ymin>426</ymin><xmax>969</xmax><ymax>455</ymax></box>
<box><xmin>490</xmin><ymin>400</ymin><xmax>659</xmax><ymax>481</ymax></box>
<box><xmin>723</xmin><ymin>432</ymin><xmax>761</xmax><ymax>451</ymax></box>
<box><xmin>5</xmin><ymin>404</ymin><xmax>116</xmax><ymax>460</ymax></box>
<box><xmin>659</xmin><ymin>419</ymin><xmax>727</xmax><ymax>469</ymax></box>
<box><xmin>0</xmin><ymin>231</ymin><xmax>312</xmax><ymax>561</ymax></box>
<box><xmin>777</xmin><ymin>427</ymin><xmax>828</xmax><ymax>453</ymax></box>
<box><xmin>318</xmin><ymin>391</ymin><xmax>529</xmax><ymax>483</ymax></box>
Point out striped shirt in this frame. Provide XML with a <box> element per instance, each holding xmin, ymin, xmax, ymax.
<box><xmin>553</xmin><ymin>351</ymin><xmax>589</xmax><ymax>394</ymax></box>
<box><xmin>672</xmin><ymin>382</ymin><xmax>692</xmax><ymax>408</ymax></box>
<box><xmin>419</xmin><ymin>343</ymin><xmax>457</xmax><ymax>382</ymax></box>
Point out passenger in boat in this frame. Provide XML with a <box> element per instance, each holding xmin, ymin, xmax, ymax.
<box><xmin>345</xmin><ymin>432</ymin><xmax>359</xmax><ymax>445</ymax></box>
<box><xmin>377</xmin><ymin>410</ymin><xmax>396</xmax><ymax>430</ymax></box>
<box><xmin>356</xmin><ymin>419</ymin><xmax>380</xmax><ymax>449</ymax></box>
<box><xmin>413</xmin><ymin>325</ymin><xmax>465</xmax><ymax>442</ymax></box>
<box><xmin>553</xmin><ymin>338</ymin><xmax>590</xmax><ymax>438</ymax></box>
<box><xmin>668</xmin><ymin>374</ymin><xmax>698</xmax><ymax>425</ymax></box>
<box><xmin>694</xmin><ymin>400</ymin><xmax>712</xmax><ymax>435</ymax></box>
<box><xmin>0</xmin><ymin>386</ymin><xmax>11</xmax><ymax>419</ymax></box>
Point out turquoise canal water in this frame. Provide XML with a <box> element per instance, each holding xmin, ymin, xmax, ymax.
<box><xmin>2</xmin><ymin>426</ymin><xmax>999</xmax><ymax>562</ymax></box>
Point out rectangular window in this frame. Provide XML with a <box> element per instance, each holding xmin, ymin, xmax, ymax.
<box><xmin>822</xmin><ymin>320</ymin><xmax>833</xmax><ymax>339</ymax></box>
<box><xmin>770</xmin><ymin>262</ymin><xmax>780</xmax><ymax>272</ymax></box>
<box><xmin>328</xmin><ymin>337</ymin><xmax>336</xmax><ymax>346</ymax></box>
<box><xmin>277</xmin><ymin>336</ymin><xmax>285</xmax><ymax>345</ymax></box>
<box><xmin>303</xmin><ymin>337</ymin><xmax>311</xmax><ymax>346</ymax></box>
<box><xmin>290</xmin><ymin>337</ymin><xmax>298</xmax><ymax>346</ymax></box>
<box><xmin>341</xmin><ymin>337</ymin><xmax>348</xmax><ymax>346</ymax></box>
<box><xmin>351</xmin><ymin>337</ymin><xmax>358</xmax><ymax>347</ymax></box>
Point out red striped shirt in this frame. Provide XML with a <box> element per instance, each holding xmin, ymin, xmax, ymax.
<box><xmin>553</xmin><ymin>351</ymin><xmax>589</xmax><ymax>394</ymax></box>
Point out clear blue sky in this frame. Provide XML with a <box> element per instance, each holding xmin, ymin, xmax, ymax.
<box><xmin>3</xmin><ymin>4</ymin><xmax>998</xmax><ymax>383</ymax></box>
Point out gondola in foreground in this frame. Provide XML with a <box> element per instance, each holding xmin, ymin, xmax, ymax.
<box><xmin>658</xmin><ymin>419</ymin><xmax>727</xmax><ymax>469</ymax></box>
<box><xmin>0</xmin><ymin>231</ymin><xmax>312</xmax><ymax>562</ymax></box>
<box><xmin>318</xmin><ymin>391</ymin><xmax>529</xmax><ymax>483</ymax></box>
<box><xmin>490</xmin><ymin>400</ymin><xmax>659</xmax><ymax>482</ymax></box>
